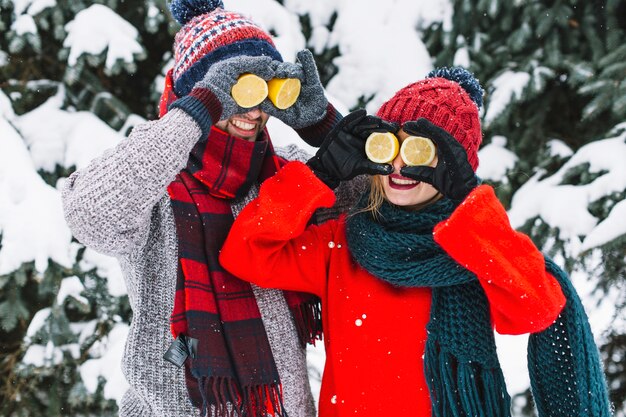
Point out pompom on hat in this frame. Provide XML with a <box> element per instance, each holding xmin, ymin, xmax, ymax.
<box><xmin>377</xmin><ymin>67</ymin><xmax>484</xmax><ymax>171</ymax></box>
<box><xmin>169</xmin><ymin>0</ymin><xmax>282</xmax><ymax>97</ymax></box>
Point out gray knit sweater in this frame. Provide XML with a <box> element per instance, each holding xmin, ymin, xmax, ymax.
<box><xmin>62</xmin><ymin>109</ymin><xmax>364</xmax><ymax>417</ymax></box>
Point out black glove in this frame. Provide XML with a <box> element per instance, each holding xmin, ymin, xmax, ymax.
<box><xmin>307</xmin><ymin>109</ymin><xmax>396</xmax><ymax>189</ymax></box>
<box><xmin>400</xmin><ymin>118</ymin><xmax>478</xmax><ymax>201</ymax></box>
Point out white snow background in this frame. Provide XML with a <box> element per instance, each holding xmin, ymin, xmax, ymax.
<box><xmin>2</xmin><ymin>0</ymin><xmax>625</xmax><ymax>411</ymax></box>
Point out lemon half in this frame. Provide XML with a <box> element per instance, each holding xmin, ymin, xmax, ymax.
<box><xmin>400</xmin><ymin>136</ymin><xmax>436</xmax><ymax>166</ymax></box>
<box><xmin>365</xmin><ymin>132</ymin><xmax>400</xmax><ymax>164</ymax></box>
<box><xmin>231</xmin><ymin>73</ymin><xmax>268</xmax><ymax>108</ymax></box>
<box><xmin>267</xmin><ymin>78</ymin><xmax>301</xmax><ymax>109</ymax></box>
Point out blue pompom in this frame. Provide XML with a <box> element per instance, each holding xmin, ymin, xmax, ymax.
<box><xmin>427</xmin><ymin>67</ymin><xmax>484</xmax><ymax>109</ymax></box>
<box><xmin>170</xmin><ymin>0</ymin><xmax>224</xmax><ymax>25</ymax></box>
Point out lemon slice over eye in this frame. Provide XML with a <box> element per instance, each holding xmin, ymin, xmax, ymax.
<box><xmin>267</xmin><ymin>78</ymin><xmax>301</xmax><ymax>109</ymax></box>
<box><xmin>365</xmin><ymin>132</ymin><xmax>399</xmax><ymax>164</ymax></box>
<box><xmin>400</xmin><ymin>136</ymin><xmax>436</xmax><ymax>166</ymax></box>
<box><xmin>231</xmin><ymin>73</ymin><xmax>268</xmax><ymax>108</ymax></box>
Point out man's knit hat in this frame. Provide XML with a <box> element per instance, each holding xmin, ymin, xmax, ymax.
<box><xmin>169</xmin><ymin>0</ymin><xmax>282</xmax><ymax>97</ymax></box>
<box><xmin>377</xmin><ymin>67</ymin><xmax>484</xmax><ymax>171</ymax></box>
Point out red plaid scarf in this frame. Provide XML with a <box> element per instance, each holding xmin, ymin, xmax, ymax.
<box><xmin>161</xmin><ymin>71</ymin><xmax>322</xmax><ymax>417</ymax></box>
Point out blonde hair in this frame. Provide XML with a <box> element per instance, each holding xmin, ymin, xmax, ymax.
<box><xmin>348</xmin><ymin>176</ymin><xmax>386</xmax><ymax>220</ymax></box>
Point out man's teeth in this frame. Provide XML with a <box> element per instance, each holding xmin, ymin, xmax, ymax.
<box><xmin>232</xmin><ymin>120</ymin><xmax>255</xmax><ymax>130</ymax></box>
<box><xmin>391</xmin><ymin>177</ymin><xmax>418</xmax><ymax>185</ymax></box>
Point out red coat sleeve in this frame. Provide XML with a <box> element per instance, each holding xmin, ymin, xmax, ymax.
<box><xmin>433</xmin><ymin>185</ymin><xmax>566</xmax><ymax>335</ymax></box>
<box><xmin>220</xmin><ymin>161</ymin><xmax>337</xmax><ymax>296</ymax></box>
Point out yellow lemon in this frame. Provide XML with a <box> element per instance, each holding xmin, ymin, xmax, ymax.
<box><xmin>231</xmin><ymin>73</ymin><xmax>268</xmax><ymax>108</ymax></box>
<box><xmin>400</xmin><ymin>136</ymin><xmax>436</xmax><ymax>166</ymax></box>
<box><xmin>365</xmin><ymin>132</ymin><xmax>399</xmax><ymax>164</ymax></box>
<box><xmin>267</xmin><ymin>78</ymin><xmax>302</xmax><ymax>109</ymax></box>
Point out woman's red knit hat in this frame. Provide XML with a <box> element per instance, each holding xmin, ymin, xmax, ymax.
<box><xmin>377</xmin><ymin>67</ymin><xmax>484</xmax><ymax>171</ymax></box>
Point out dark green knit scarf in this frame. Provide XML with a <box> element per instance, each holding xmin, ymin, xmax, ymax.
<box><xmin>345</xmin><ymin>194</ymin><xmax>611</xmax><ymax>417</ymax></box>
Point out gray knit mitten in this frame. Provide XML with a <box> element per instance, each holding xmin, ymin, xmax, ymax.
<box><xmin>170</xmin><ymin>55</ymin><xmax>275</xmax><ymax>137</ymax></box>
<box><xmin>261</xmin><ymin>49</ymin><xmax>328</xmax><ymax>130</ymax></box>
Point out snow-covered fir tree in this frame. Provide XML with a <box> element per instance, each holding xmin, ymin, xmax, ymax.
<box><xmin>1</xmin><ymin>0</ymin><xmax>624</xmax><ymax>415</ymax></box>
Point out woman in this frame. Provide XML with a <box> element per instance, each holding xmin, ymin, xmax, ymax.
<box><xmin>220</xmin><ymin>68</ymin><xmax>610</xmax><ymax>417</ymax></box>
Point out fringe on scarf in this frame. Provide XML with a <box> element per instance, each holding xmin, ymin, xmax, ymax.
<box><xmin>197</xmin><ymin>377</ymin><xmax>286</xmax><ymax>417</ymax></box>
<box><xmin>528</xmin><ymin>258</ymin><xmax>611</xmax><ymax>417</ymax></box>
<box><xmin>425</xmin><ymin>341</ymin><xmax>511</xmax><ymax>417</ymax></box>
<box><xmin>290</xmin><ymin>300</ymin><xmax>323</xmax><ymax>348</ymax></box>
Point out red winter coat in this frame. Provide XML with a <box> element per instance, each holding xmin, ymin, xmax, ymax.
<box><xmin>220</xmin><ymin>162</ymin><xmax>565</xmax><ymax>417</ymax></box>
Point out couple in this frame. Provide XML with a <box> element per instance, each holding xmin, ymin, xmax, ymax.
<box><xmin>62</xmin><ymin>2</ymin><xmax>610</xmax><ymax>417</ymax></box>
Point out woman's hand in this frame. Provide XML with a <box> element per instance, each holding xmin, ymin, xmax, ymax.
<box><xmin>400</xmin><ymin>118</ymin><xmax>478</xmax><ymax>201</ymax></box>
<box><xmin>307</xmin><ymin>109</ymin><xmax>396</xmax><ymax>189</ymax></box>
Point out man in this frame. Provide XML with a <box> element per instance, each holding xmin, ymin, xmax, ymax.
<box><xmin>62</xmin><ymin>2</ymin><xmax>347</xmax><ymax>416</ymax></box>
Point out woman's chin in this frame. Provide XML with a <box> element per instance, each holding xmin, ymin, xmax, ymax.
<box><xmin>383</xmin><ymin>184</ymin><xmax>439</xmax><ymax>208</ymax></box>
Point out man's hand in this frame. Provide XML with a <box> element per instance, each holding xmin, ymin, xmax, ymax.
<box><xmin>193</xmin><ymin>55</ymin><xmax>276</xmax><ymax>121</ymax></box>
<box><xmin>168</xmin><ymin>55</ymin><xmax>275</xmax><ymax>137</ymax></box>
<box><xmin>307</xmin><ymin>110</ymin><xmax>396</xmax><ymax>189</ymax></box>
<box><xmin>261</xmin><ymin>49</ymin><xmax>328</xmax><ymax>129</ymax></box>
<box><xmin>400</xmin><ymin>118</ymin><xmax>478</xmax><ymax>201</ymax></box>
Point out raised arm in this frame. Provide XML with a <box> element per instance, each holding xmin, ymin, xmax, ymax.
<box><xmin>62</xmin><ymin>56</ymin><xmax>276</xmax><ymax>256</ymax></box>
<box><xmin>262</xmin><ymin>49</ymin><xmax>343</xmax><ymax>147</ymax></box>
<box><xmin>220</xmin><ymin>161</ymin><xmax>337</xmax><ymax>296</ymax></box>
<box><xmin>434</xmin><ymin>185</ymin><xmax>566</xmax><ymax>335</ymax></box>
<box><xmin>62</xmin><ymin>109</ymin><xmax>205</xmax><ymax>256</ymax></box>
<box><xmin>397</xmin><ymin>117</ymin><xmax>565</xmax><ymax>334</ymax></box>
